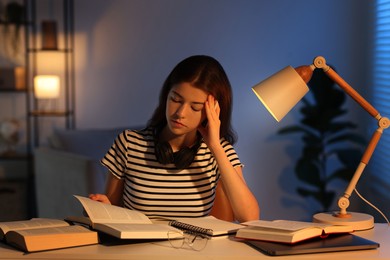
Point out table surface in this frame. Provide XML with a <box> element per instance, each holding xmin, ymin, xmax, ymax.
<box><xmin>0</xmin><ymin>223</ymin><xmax>389</xmax><ymax>260</ymax></box>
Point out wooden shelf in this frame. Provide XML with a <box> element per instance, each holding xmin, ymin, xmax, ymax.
<box><xmin>0</xmin><ymin>20</ymin><xmax>31</xmax><ymax>25</ymax></box>
<box><xmin>29</xmin><ymin>111</ymin><xmax>73</xmax><ymax>117</ymax></box>
<box><xmin>0</xmin><ymin>88</ymin><xmax>27</xmax><ymax>93</ymax></box>
<box><xmin>27</xmin><ymin>48</ymin><xmax>72</xmax><ymax>53</ymax></box>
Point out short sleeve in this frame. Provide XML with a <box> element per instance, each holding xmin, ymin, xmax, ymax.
<box><xmin>221</xmin><ymin>139</ymin><xmax>243</xmax><ymax>168</ymax></box>
<box><xmin>100</xmin><ymin>130</ymin><xmax>129</xmax><ymax>179</ymax></box>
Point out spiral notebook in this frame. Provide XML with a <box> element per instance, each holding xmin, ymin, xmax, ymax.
<box><xmin>246</xmin><ymin>234</ymin><xmax>379</xmax><ymax>256</ymax></box>
<box><xmin>166</xmin><ymin>216</ymin><xmax>244</xmax><ymax>237</ymax></box>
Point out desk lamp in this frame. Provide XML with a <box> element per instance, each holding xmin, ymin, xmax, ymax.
<box><xmin>252</xmin><ymin>56</ymin><xmax>389</xmax><ymax>231</ymax></box>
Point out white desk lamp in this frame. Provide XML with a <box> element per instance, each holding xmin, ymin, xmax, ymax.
<box><xmin>252</xmin><ymin>56</ymin><xmax>389</xmax><ymax>231</ymax></box>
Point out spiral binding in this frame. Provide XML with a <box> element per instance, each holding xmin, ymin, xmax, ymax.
<box><xmin>169</xmin><ymin>220</ymin><xmax>213</xmax><ymax>237</ymax></box>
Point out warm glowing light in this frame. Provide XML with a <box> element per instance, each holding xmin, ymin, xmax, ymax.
<box><xmin>34</xmin><ymin>75</ymin><xmax>60</xmax><ymax>99</ymax></box>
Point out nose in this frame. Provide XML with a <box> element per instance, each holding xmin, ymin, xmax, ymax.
<box><xmin>175</xmin><ymin>104</ymin><xmax>187</xmax><ymax>118</ymax></box>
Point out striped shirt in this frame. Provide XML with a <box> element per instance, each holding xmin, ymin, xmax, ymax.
<box><xmin>101</xmin><ymin>127</ymin><xmax>242</xmax><ymax>218</ymax></box>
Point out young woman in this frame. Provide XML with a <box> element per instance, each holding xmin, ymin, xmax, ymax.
<box><xmin>90</xmin><ymin>55</ymin><xmax>259</xmax><ymax>223</ymax></box>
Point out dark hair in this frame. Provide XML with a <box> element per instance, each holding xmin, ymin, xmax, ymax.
<box><xmin>147</xmin><ymin>55</ymin><xmax>237</xmax><ymax>144</ymax></box>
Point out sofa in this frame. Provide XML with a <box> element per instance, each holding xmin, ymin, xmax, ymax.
<box><xmin>34</xmin><ymin>126</ymin><xmax>140</xmax><ymax>219</ymax></box>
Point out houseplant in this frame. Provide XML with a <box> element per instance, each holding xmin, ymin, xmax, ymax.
<box><xmin>278</xmin><ymin>66</ymin><xmax>366</xmax><ymax>212</ymax></box>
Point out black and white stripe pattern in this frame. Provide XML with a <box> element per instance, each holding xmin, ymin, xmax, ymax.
<box><xmin>101</xmin><ymin>128</ymin><xmax>242</xmax><ymax>218</ymax></box>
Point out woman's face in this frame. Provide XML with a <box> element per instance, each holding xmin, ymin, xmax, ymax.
<box><xmin>165</xmin><ymin>82</ymin><xmax>208</xmax><ymax>136</ymax></box>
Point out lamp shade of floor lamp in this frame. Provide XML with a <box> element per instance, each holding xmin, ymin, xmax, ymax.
<box><xmin>41</xmin><ymin>20</ymin><xmax>58</xmax><ymax>50</ymax></box>
<box><xmin>34</xmin><ymin>75</ymin><xmax>60</xmax><ymax>99</ymax></box>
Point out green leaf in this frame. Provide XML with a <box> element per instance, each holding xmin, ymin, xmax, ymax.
<box><xmin>301</xmin><ymin>144</ymin><xmax>323</xmax><ymax>159</ymax></box>
<box><xmin>302</xmin><ymin>134</ymin><xmax>322</xmax><ymax>146</ymax></box>
<box><xmin>295</xmin><ymin>158</ymin><xmax>322</xmax><ymax>186</ymax></box>
<box><xmin>297</xmin><ymin>187</ymin><xmax>316</xmax><ymax>197</ymax></box>
<box><xmin>328</xmin><ymin>168</ymin><xmax>355</xmax><ymax>182</ymax></box>
<box><xmin>326</xmin><ymin>122</ymin><xmax>357</xmax><ymax>134</ymax></box>
<box><xmin>296</xmin><ymin>188</ymin><xmax>335</xmax><ymax>211</ymax></box>
<box><xmin>322</xmin><ymin>190</ymin><xmax>336</xmax><ymax>211</ymax></box>
<box><xmin>277</xmin><ymin>125</ymin><xmax>309</xmax><ymax>135</ymax></box>
<box><xmin>327</xmin><ymin>133</ymin><xmax>367</xmax><ymax>146</ymax></box>
<box><xmin>331</xmin><ymin>148</ymin><xmax>363</xmax><ymax>168</ymax></box>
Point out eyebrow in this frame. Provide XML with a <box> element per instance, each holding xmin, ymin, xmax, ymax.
<box><xmin>172</xmin><ymin>90</ymin><xmax>205</xmax><ymax>106</ymax></box>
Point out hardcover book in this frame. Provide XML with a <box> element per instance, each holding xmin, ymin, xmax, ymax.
<box><xmin>67</xmin><ymin>195</ymin><xmax>182</xmax><ymax>239</ymax></box>
<box><xmin>0</xmin><ymin>218</ymin><xmax>98</xmax><ymax>252</ymax></box>
<box><xmin>68</xmin><ymin>195</ymin><xmax>243</xmax><ymax>240</ymax></box>
<box><xmin>236</xmin><ymin>219</ymin><xmax>354</xmax><ymax>244</ymax></box>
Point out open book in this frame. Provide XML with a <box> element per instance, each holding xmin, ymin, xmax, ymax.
<box><xmin>0</xmin><ymin>218</ymin><xmax>98</xmax><ymax>252</ymax></box>
<box><xmin>236</xmin><ymin>220</ymin><xmax>354</xmax><ymax>244</ymax></box>
<box><xmin>67</xmin><ymin>195</ymin><xmax>182</xmax><ymax>239</ymax></box>
<box><xmin>68</xmin><ymin>195</ymin><xmax>243</xmax><ymax>239</ymax></box>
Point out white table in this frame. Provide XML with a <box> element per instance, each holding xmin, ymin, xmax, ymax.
<box><xmin>0</xmin><ymin>224</ymin><xmax>388</xmax><ymax>260</ymax></box>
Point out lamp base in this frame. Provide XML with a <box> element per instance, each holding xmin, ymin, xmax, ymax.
<box><xmin>313</xmin><ymin>212</ymin><xmax>374</xmax><ymax>231</ymax></box>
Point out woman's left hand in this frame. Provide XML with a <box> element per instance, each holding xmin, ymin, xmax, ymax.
<box><xmin>198</xmin><ymin>95</ymin><xmax>221</xmax><ymax>150</ymax></box>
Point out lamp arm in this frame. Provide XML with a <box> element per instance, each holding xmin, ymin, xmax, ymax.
<box><xmin>338</xmin><ymin>128</ymin><xmax>383</xmax><ymax>215</ymax></box>
<box><xmin>312</xmin><ymin>56</ymin><xmax>390</xmax><ymax>215</ymax></box>
<box><xmin>313</xmin><ymin>56</ymin><xmax>380</xmax><ymax>118</ymax></box>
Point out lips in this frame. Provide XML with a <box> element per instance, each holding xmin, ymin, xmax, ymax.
<box><xmin>171</xmin><ymin>119</ymin><xmax>186</xmax><ymax>128</ymax></box>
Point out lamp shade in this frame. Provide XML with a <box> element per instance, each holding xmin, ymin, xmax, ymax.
<box><xmin>252</xmin><ymin>66</ymin><xmax>309</xmax><ymax>122</ymax></box>
<box><xmin>41</xmin><ymin>20</ymin><xmax>58</xmax><ymax>50</ymax></box>
<box><xmin>34</xmin><ymin>75</ymin><xmax>60</xmax><ymax>99</ymax></box>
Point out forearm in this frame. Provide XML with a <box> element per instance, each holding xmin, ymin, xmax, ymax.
<box><xmin>105</xmin><ymin>173</ymin><xmax>124</xmax><ymax>206</ymax></box>
<box><xmin>212</xmin><ymin>145</ymin><xmax>260</xmax><ymax>222</ymax></box>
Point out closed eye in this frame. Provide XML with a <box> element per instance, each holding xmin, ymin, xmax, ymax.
<box><xmin>170</xmin><ymin>96</ymin><xmax>181</xmax><ymax>103</ymax></box>
<box><xmin>191</xmin><ymin>105</ymin><xmax>203</xmax><ymax>111</ymax></box>
<box><xmin>170</xmin><ymin>90</ymin><xmax>204</xmax><ymax>111</ymax></box>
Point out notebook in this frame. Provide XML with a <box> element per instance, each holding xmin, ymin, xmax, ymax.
<box><xmin>245</xmin><ymin>234</ymin><xmax>379</xmax><ymax>256</ymax></box>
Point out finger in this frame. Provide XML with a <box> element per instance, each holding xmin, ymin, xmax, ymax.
<box><xmin>89</xmin><ymin>194</ymin><xmax>106</xmax><ymax>202</ymax></box>
<box><xmin>215</xmin><ymin>100</ymin><xmax>220</xmax><ymax>115</ymax></box>
<box><xmin>207</xmin><ymin>96</ymin><xmax>217</xmax><ymax>121</ymax></box>
<box><xmin>89</xmin><ymin>194</ymin><xmax>97</xmax><ymax>200</ymax></box>
<box><xmin>214</xmin><ymin>99</ymin><xmax>218</xmax><ymax>109</ymax></box>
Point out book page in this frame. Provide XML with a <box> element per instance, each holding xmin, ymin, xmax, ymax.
<box><xmin>94</xmin><ymin>223</ymin><xmax>182</xmax><ymax>239</ymax></box>
<box><xmin>6</xmin><ymin>225</ymin><xmax>98</xmax><ymax>252</ymax></box>
<box><xmin>10</xmin><ymin>225</ymin><xmax>93</xmax><ymax>236</ymax></box>
<box><xmin>242</xmin><ymin>220</ymin><xmax>330</xmax><ymax>232</ymax></box>
<box><xmin>74</xmin><ymin>195</ymin><xmax>152</xmax><ymax>224</ymax></box>
<box><xmin>0</xmin><ymin>218</ymin><xmax>69</xmax><ymax>239</ymax></box>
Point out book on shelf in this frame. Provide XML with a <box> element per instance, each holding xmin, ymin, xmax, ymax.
<box><xmin>0</xmin><ymin>218</ymin><xmax>98</xmax><ymax>252</ymax></box>
<box><xmin>68</xmin><ymin>195</ymin><xmax>243</xmax><ymax>240</ymax></box>
<box><xmin>236</xmin><ymin>219</ymin><xmax>354</xmax><ymax>244</ymax></box>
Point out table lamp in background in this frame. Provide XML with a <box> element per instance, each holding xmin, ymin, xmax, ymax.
<box><xmin>33</xmin><ymin>75</ymin><xmax>60</xmax><ymax>113</ymax></box>
<box><xmin>252</xmin><ymin>56</ymin><xmax>389</xmax><ymax>231</ymax></box>
<box><xmin>34</xmin><ymin>75</ymin><xmax>60</xmax><ymax>99</ymax></box>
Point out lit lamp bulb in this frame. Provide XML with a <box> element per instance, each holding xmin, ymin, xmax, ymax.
<box><xmin>34</xmin><ymin>75</ymin><xmax>60</xmax><ymax>99</ymax></box>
